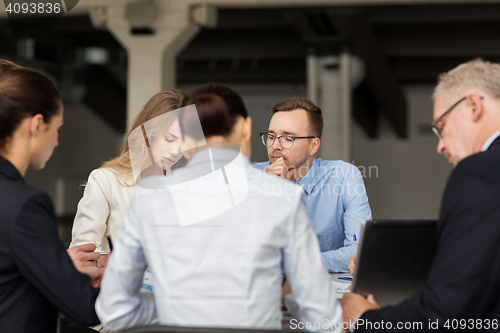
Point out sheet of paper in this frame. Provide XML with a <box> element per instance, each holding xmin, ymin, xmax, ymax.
<box><xmin>331</xmin><ymin>274</ymin><xmax>352</xmax><ymax>299</ymax></box>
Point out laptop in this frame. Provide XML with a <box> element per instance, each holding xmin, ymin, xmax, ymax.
<box><xmin>352</xmin><ymin>220</ymin><xmax>438</xmax><ymax>307</ymax></box>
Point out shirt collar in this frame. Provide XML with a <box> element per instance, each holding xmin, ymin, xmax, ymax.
<box><xmin>188</xmin><ymin>146</ymin><xmax>251</xmax><ymax>168</ymax></box>
<box><xmin>0</xmin><ymin>156</ymin><xmax>24</xmax><ymax>182</ymax></box>
<box><xmin>297</xmin><ymin>158</ymin><xmax>317</xmax><ymax>195</ymax></box>
<box><xmin>481</xmin><ymin>130</ymin><xmax>500</xmax><ymax>152</ymax></box>
<box><xmin>167</xmin><ymin>147</ymin><xmax>250</xmax><ymax>187</ymax></box>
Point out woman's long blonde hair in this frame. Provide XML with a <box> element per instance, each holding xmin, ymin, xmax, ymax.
<box><xmin>101</xmin><ymin>89</ymin><xmax>185</xmax><ymax>187</ymax></box>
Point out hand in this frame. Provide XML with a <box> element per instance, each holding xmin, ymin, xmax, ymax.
<box><xmin>348</xmin><ymin>255</ymin><xmax>356</xmax><ymax>275</ymax></box>
<box><xmin>67</xmin><ymin>243</ymin><xmax>100</xmax><ymax>269</ymax></box>
<box><xmin>265</xmin><ymin>157</ymin><xmax>295</xmax><ymax>179</ymax></box>
<box><xmin>97</xmin><ymin>253</ymin><xmax>110</xmax><ymax>268</ymax></box>
<box><xmin>78</xmin><ymin>266</ymin><xmax>105</xmax><ymax>288</ymax></box>
<box><xmin>340</xmin><ymin>292</ymin><xmax>380</xmax><ymax>323</ymax></box>
<box><xmin>281</xmin><ymin>280</ymin><xmax>292</xmax><ymax>312</ymax></box>
<box><xmin>282</xmin><ymin>280</ymin><xmax>292</xmax><ymax>301</ymax></box>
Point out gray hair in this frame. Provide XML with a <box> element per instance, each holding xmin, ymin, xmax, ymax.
<box><xmin>433</xmin><ymin>58</ymin><xmax>500</xmax><ymax>101</ymax></box>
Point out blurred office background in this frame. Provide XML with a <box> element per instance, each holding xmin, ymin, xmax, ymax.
<box><xmin>1</xmin><ymin>0</ymin><xmax>499</xmax><ymax>242</ymax></box>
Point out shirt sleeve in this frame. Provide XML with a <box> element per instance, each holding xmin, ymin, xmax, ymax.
<box><xmin>70</xmin><ymin>169</ymin><xmax>112</xmax><ymax>251</ymax></box>
<box><xmin>321</xmin><ymin>165</ymin><xmax>372</xmax><ymax>273</ymax></box>
<box><xmin>283</xmin><ymin>197</ymin><xmax>343</xmax><ymax>332</ymax></box>
<box><xmin>12</xmin><ymin>191</ymin><xmax>100</xmax><ymax>327</ymax></box>
<box><xmin>95</xmin><ymin>191</ymin><xmax>158</xmax><ymax>331</ymax></box>
<box><xmin>251</xmin><ymin>161</ymin><xmax>270</xmax><ymax>170</ymax></box>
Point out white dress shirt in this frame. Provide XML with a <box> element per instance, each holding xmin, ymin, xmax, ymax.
<box><xmin>481</xmin><ymin>130</ymin><xmax>500</xmax><ymax>152</ymax></box>
<box><xmin>96</xmin><ymin>147</ymin><xmax>342</xmax><ymax>332</ymax></box>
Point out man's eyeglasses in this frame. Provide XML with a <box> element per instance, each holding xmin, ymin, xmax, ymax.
<box><xmin>260</xmin><ymin>133</ymin><xmax>316</xmax><ymax>149</ymax></box>
<box><xmin>430</xmin><ymin>96</ymin><xmax>483</xmax><ymax>139</ymax></box>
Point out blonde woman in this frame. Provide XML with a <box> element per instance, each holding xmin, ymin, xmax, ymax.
<box><xmin>70</xmin><ymin>89</ymin><xmax>185</xmax><ymax>252</ymax></box>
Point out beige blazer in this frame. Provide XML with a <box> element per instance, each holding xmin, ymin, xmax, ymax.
<box><xmin>70</xmin><ymin>168</ymin><xmax>135</xmax><ymax>252</ymax></box>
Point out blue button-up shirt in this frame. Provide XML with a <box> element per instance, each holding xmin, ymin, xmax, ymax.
<box><xmin>253</xmin><ymin>158</ymin><xmax>372</xmax><ymax>272</ymax></box>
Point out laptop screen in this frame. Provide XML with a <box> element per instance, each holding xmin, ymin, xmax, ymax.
<box><xmin>352</xmin><ymin>220</ymin><xmax>437</xmax><ymax>307</ymax></box>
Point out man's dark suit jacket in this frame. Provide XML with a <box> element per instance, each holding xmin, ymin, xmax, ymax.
<box><xmin>0</xmin><ymin>157</ymin><xmax>100</xmax><ymax>332</ymax></box>
<box><xmin>358</xmin><ymin>137</ymin><xmax>500</xmax><ymax>332</ymax></box>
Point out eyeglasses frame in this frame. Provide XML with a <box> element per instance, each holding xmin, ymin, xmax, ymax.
<box><xmin>430</xmin><ymin>95</ymin><xmax>484</xmax><ymax>139</ymax></box>
<box><xmin>259</xmin><ymin>132</ymin><xmax>316</xmax><ymax>149</ymax></box>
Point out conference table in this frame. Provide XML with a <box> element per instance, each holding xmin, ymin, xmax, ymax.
<box><xmin>59</xmin><ymin>273</ymin><xmax>351</xmax><ymax>332</ymax></box>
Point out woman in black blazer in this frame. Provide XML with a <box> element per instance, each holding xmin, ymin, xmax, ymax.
<box><xmin>0</xmin><ymin>64</ymin><xmax>103</xmax><ymax>332</ymax></box>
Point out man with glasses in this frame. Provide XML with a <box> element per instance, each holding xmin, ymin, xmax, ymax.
<box><xmin>431</xmin><ymin>96</ymin><xmax>484</xmax><ymax>166</ymax></box>
<box><xmin>341</xmin><ymin>59</ymin><xmax>500</xmax><ymax>332</ymax></box>
<box><xmin>253</xmin><ymin>97</ymin><xmax>372</xmax><ymax>273</ymax></box>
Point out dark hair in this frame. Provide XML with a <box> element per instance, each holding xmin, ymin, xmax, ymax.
<box><xmin>0</xmin><ymin>69</ymin><xmax>61</xmax><ymax>150</ymax></box>
<box><xmin>181</xmin><ymin>83</ymin><xmax>247</xmax><ymax>140</ymax></box>
<box><xmin>272</xmin><ymin>97</ymin><xmax>323</xmax><ymax>139</ymax></box>
<box><xmin>0</xmin><ymin>59</ymin><xmax>21</xmax><ymax>77</ymax></box>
